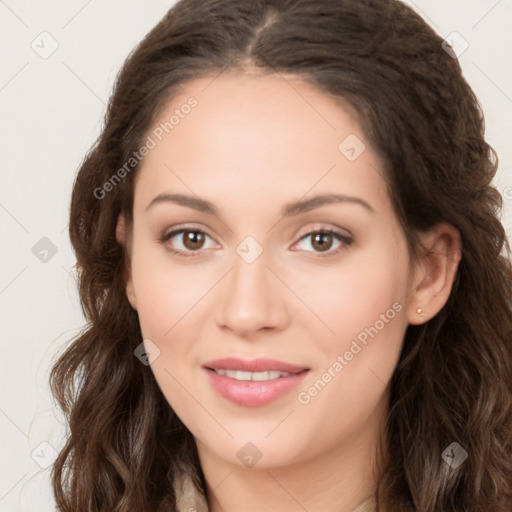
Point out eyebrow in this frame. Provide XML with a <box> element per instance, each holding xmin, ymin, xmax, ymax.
<box><xmin>145</xmin><ymin>192</ymin><xmax>375</xmax><ymax>216</ymax></box>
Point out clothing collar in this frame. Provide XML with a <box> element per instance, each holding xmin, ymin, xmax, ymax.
<box><xmin>172</xmin><ymin>469</ymin><xmax>377</xmax><ymax>512</ymax></box>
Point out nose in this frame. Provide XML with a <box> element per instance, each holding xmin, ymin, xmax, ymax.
<box><xmin>215</xmin><ymin>246</ymin><xmax>289</xmax><ymax>338</ymax></box>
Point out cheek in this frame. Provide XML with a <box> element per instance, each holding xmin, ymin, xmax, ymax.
<box><xmin>292</xmin><ymin>265</ymin><xmax>407</xmax><ymax>450</ymax></box>
<box><xmin>129</xmin><ymin>242</ymin><xmax>210</xmax><ymax>339</ymax></box>
<box><xmin>295</xmin><ymin>239</ymin><xmax>408</xmax><ymax>350</ymax></box>
<box><xmin>130</xmin><ymin>251</ymin><xmax>204</xmax><ymax>411</ymax></box>
<box><xmin>297</xmin><ymin>233</ymin><xmax>409</xmax><ymax>417</ymax></box>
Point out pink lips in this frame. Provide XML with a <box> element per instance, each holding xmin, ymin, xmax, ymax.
<box><xmin>203</xmin><ymin>357</ymin><xmax>310</xmax><ymax>408</ymax></box>
<box><xmin>204</xmin><ymin>357</ymin><xmax>308</xmax><ymax>373</ymax></box>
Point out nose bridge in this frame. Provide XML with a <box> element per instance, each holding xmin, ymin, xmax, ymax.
<box><xmin>230</xmin><ymin>242</ymin><xmax>273</xmax><ymax>310</ymax></box>
<box><xmin>232</xmin><ymin>244</ymin><xmax>269</xmax><ymax>295</ymax></box>
<box><xmin>216</xmin><ymin>237</ymin><xmax>286</xmax><ymax>334</ymax></box>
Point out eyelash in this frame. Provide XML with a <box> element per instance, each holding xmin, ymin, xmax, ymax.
<box><xmin>159</xmin><ymin>225</ymin><xmax>353</xmax><ymax>259</ymax></box>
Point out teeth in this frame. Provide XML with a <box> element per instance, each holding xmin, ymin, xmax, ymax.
<box><xmin>214</xmin><ymin>369</ymin><xmax>292</xmax><ymax>381</ymax></box>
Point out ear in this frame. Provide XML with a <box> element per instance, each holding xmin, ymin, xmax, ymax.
<box><xmin>116</xmin><ymin>214</ymin><xmax>137</xmax><ymax>310</ymax></box>
<box><xmin>407</xmin><ymin>223</ymin><xmax>461</xmax><ymax>325</ymax></box>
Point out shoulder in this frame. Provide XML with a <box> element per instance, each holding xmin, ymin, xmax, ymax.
<box><xmin>172</xmin><ymin>468</ymin><xmax>209</xmax><ymax>512</ymax></box>
<box><xmin>353</xmin><ymin>496</ymin><xmax>378</xmax><ymax>512</ymax></box>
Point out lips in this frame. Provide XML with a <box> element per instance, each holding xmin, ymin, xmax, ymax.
<box><xmin>203</xmin><ymin>357</ymin><xmax>309</xmax><ymax>374</ymax></box>
<box><xmin>203</xmin><ymin>357</ymin><xmax>310</xmax><ymax>407</ymax></box>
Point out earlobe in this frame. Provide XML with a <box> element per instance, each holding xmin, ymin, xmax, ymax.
<box><xmin>116</xmin><ymin>214</ymin><xmax>138</xmax><ymax>310</ymax></box>
<box><xmin>407</xmin><ymin>223</ymin><xmax>461</xmax><ymax>325</ymax></box>
<box><xmin>125</xmin><ymin>279</ymin><xmax>138</xmax><ymax>311</ymax></box>
<box><xmin>116</xmin><ymin>213</ymin><xmax>126</xmax><ymax>245</ymax></box>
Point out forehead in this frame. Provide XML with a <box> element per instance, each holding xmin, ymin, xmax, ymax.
<box><xmin>134</xmin><ymin>73</ymin><xmax>389</xmax><ymax>213</ymax></box>
<box><xmin>149</xmin><ymin>72</ymin><xmax>363</xmax><ymax>161</ymax></box>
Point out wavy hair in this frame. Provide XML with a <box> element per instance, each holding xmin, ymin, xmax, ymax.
<box><xmin>49</xmin><ymin>0</ymin><xmax>512</xmax><ymax>510</ymax></box>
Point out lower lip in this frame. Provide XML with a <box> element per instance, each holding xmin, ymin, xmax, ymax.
<box><xmin>204</xmin><ymin>368</ymin><xmax>309</xmax><ymax>407</ymax></box>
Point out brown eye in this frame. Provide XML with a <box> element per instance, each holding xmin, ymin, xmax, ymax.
<box><xmin>160</xmin><ymin>228</ymin><xmax>217</xmax><ymax>257</ymax></box>
<box><xmin>182</xmin><ymin>230</ymin><xmax>205</xmax><ymax>250</ymax></box>
<box><xmin>311</xmin><ymin>232</ymin><xmax>334</xmax><ymax>252</ymax></box>
<box><xmin>293</xmin><ymin>228</ymin><xmax>353</xmax><ymax>257</ymax></box>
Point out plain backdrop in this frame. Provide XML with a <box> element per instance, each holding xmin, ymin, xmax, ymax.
<box><xmin>1</xmin><ymin>1</ymin><xmax>511</xmax><ymax>510</ymax></box>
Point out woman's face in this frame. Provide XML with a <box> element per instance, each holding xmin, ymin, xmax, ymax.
<box><xmin>124</xmin><ymin>73</ymin><xmax>417</xmax><ymax>469</ymax></box>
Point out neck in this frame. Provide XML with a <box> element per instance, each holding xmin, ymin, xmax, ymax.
<box><xmin>196</xmin><ymin>396</ymin><xmax>388</xmax><ymax>512</ymax></box>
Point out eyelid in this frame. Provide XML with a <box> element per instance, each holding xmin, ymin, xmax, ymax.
<box><xmin>293</xmin><ymin>223</ymin><xmax>353</xmax><ymax>243</ymax></box>
<box><xmin>160</xmin><ymin>221</ymin><xmax>351</xmax><ymax>239</ymax></box>
<box><xmin>161</xmin><ymin>223</ymin><xmax>216</xmax><ymax>242</ymax></box>
<box><xmin>289</xmin><ymin>224</ymin><xmax>353</xmax><ymax>257</ymax></box>
<box><xmin>159</xmin><ymin>223</ymin><xmax>353</xmax><ymax>257</ymax></box>
<box><xmin>159</xmin><ymin>224</ymin><xmax>220</xmax><ymax>257</ymax></box>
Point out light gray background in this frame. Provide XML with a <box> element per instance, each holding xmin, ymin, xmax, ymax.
<box><xmin>1</xmin><ymin>1</ymin><xmax>511</xmax><ymax>510</ymax></box>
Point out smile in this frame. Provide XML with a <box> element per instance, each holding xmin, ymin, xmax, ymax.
<box><xmin>212</xmin><ymin>369</ymin><xmax>293</xmax><ymax>381</ymax></box>
<box><xmin>203</xmin><ymin>358</ymin><xmax>310</xmax><ymax>407</ymax></box>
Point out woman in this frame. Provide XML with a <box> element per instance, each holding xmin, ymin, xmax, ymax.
<box><xmin>49</xmin><ymin>0</ymin><xmax>512</xmax><ymax>510</ymax></box>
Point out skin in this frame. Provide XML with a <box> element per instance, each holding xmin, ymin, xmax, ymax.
<box><xmin>118</xmin><ymin>72</ymin><xmax>461</xmax><ymax>512</ymax></box>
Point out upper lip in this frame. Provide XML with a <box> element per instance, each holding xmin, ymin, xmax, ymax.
<box><xmin>203</xmin><ymin>357</ymin><xmax>309</xmax><ymax>373</ymax></box>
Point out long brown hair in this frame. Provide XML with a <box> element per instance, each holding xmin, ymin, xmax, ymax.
<box><xmin>49</xmin><ymin>0</ymin><xmax>512</xmax><ymax>510</ymax></box>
